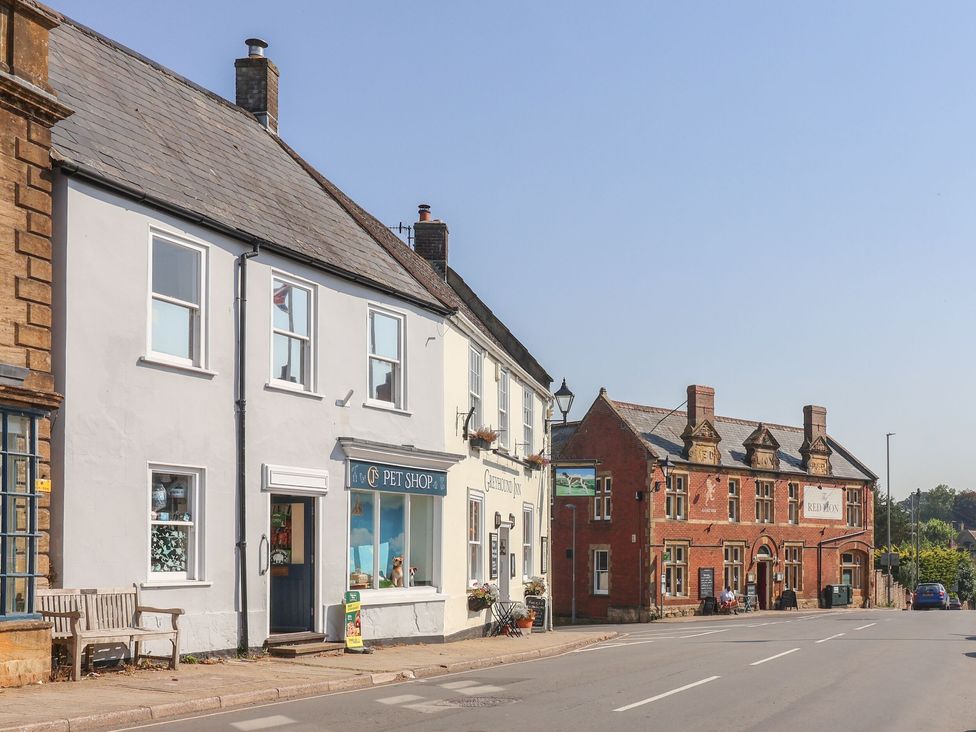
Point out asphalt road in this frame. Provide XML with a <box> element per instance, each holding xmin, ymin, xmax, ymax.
<box><xmin>123</xmin><ymin>610</ymin><xmax>976</xmax><ymax>732</ymax></box>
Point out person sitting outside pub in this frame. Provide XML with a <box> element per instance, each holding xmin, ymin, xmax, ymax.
<box><xmin>720</xmin><ymin>586</ymin><xmax>738</xmax><ymax>614</ymax></box>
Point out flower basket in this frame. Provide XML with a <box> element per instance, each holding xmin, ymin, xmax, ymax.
<box><xmin>470</xmin><ymin>437</ymin><xmax>491</xmax><ymax>451</ymax></box>
<box><xmin>468</xmin><ymin>582</ymin><xmax>500</xmax><ymax>611</ymax></box>
<box><xmin>469</xmin><ymin>429</ymin><xmax>498</xmax><ymax>451</ymax></box>
<box><xmin>468</xmin><ymin>595</ymin><xmax>489</xmax><ymax>611</ymax></box>
<box><xmin>524</xmin><ymin>454</ymin><xmax>547</xmax><ymax>471</ymax></box>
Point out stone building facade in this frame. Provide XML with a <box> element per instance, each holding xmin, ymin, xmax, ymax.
<box><xmin>0</xmin><ymin>0</ymin><xmax>71</xmax><ymax>686</ymax></box>
<box><xmin>552</xmin><ymin>386</ymin><xmax>876</xmax><ymax>622</ymax></box>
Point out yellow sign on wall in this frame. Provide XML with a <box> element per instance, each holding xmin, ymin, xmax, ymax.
<box><xmin>35</xmin><ymin>479</ymin><xmax>51</xmax><ymax>493</ymax></box>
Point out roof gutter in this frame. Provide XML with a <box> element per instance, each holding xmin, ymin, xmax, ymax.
<box><xmin>54</xmin><ymin>157</ymin><xmax>453</xmax><ymax>317</ymax></box>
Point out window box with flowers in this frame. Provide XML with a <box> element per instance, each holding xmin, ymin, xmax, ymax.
<box><xmin>524</xmin><ymin>453</ymin><xmax>547</xmax><ymax>472</ymax></box>
<box><xmin>469</xmin><ymin>428</ymin><xmax>498</xmax><ymax>452</ymax></box>
<box><xmin>468</xmin><ymin>582</ymin><xmax>499</xmax><ymax>611</ymax></box>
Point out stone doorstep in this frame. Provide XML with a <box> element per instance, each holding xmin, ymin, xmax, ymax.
<box><xmin>0</xmin><ymin>632</ymin><xmax>615</xmax><ymax>732</ymax></box>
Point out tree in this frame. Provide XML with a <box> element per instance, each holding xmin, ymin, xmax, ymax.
<box><xmin>956</xmin><ymin>557</ymin><xmax>976</xmax><ymax>603</ymax></box>
<box><xmin>920</xmin><ymin>518</ymin><xmax>955</xmax><ymax>548</ymax></box>
<box><xmin>920</xmin><ymin>484</ymin><xmax>956</xmax><ymax>523</ymax></box>
<box><xmin>874</xmin><ymin>492</ymin><xmax>910</xmax><ymax>549</ymax></box>
<box><xmin>953</xmin><ymin>490</ymin><xmax>976</xmax><ymax>530</ymax></box>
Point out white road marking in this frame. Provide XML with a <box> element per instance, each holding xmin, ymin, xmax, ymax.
<box><xmin>680</xmin><ymin>629</ymin><xmax>730</xmax><ymax>638</ymax></box>
<box><xmin>230</xmin><ymin>716</ymin><xmax>296</xmax><ymax>731</ymax></box>
<box><xmin>457</xmin><ymin>684</ymin><xmax>504</xmax><ymax>695</ymax></box>
<box><xmin>613</xmin><ymin>675</ymin><xmax>721</xmax><ymax>712</ymax></box>
<box><xmin>574</xmin><ymin>639</ymin><xmax>658</xmax><ymax>652</ymax></box>
<box><xmin>750</xmin><ymin>648</ymin><xmax>801</xmax><ymax>666</ymax></box>
<box><xmin>377</xmin><ymin>694</ymin><xmax>425</xmax><ymax>705</ymax></box>
<box><xmin>439</xmin><ymin>680</ymin><xmax>480</xmax><ymax>689</ymax></box>
<box><xmin>815</xmin><ymin>633</ymin><xmax>845</xmax><ymax>644</ymax></box>
<box><xmin>855</xmin><ymin>622</ymin><xmax>876</xmax><ymax>630</ymax></box>
<box><xmin>404</xmin><ymin>701</ymin><xmax>450</xmax><ymax>714</ymax></box>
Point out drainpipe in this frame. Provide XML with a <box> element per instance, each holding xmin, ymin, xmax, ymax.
<box><xmin>236</xmin><ymin>244</ymin><xmax>260</xmax><ymax>653</ymax></box>
<box><xmin>817</xmin><ymin>529</ymin><xmax>866</xmax><ymax>607</ymax></box>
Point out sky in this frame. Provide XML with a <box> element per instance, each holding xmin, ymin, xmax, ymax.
<box><xmin>54</xmin><ymin>1</ymin><xmax>976</xmax><ymax>499</ymax></box>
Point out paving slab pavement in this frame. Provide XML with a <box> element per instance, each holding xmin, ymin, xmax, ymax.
<box><xmin>0</xmin><ymin>630</ymin><xmax>612</xmax><ymax>732</ymax></box>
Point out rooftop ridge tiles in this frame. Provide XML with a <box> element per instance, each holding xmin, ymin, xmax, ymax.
<box><xmin>610</xmin><ymin>399</ymin><xmax>805</xmax><ymax>433</ymax></box>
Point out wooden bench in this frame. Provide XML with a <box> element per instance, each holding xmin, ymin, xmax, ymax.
<box><xmin>37</xmin><ymin>585</ymin><xmax>183</xmax><ymax>681</ymax></box>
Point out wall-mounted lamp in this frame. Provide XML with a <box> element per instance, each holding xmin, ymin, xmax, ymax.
<box><xmin>494</xmin><ymin>511</ymin><xmax>502</xmax><ymax>529</ymax></box>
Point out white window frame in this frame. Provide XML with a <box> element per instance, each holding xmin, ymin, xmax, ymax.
<box><xmin>147</xmin><ymin>463</ymin><xmax>205</xmax><ymax>583</ymax></box>
<box><xmin>784</xmin><ymin>543</ymin><xmax>802</xmax><ymax>591</ymax></box>
<box><xmin>366</xmin><ymin>305</ymin><xmax>406</xmax><ymax>410</ymax></box>
<box><xmin>147</xmin><ymin>230</ymin><xmax>208</xmax><ymax>368</ymax></box>
<box><xmin>269</xmin><ymin>271</ymin><xmax>315</xmax><ymax>392</ymax></box>
<box><xmin>498</xmin><ymin>368</ymin><xmax>510</xmax><ymax>449</ymax></box>
<box><xmin>666</xmin><ymin>474</ymin><xmax>688</xmax><ymax>520</ymax></box>
<box><xmin>467</xmin><ymin>491</ymin><xmax>485</xmax><ymax>588</ymax></box>
<box><xmin>846</xmin><ymin>487</ymin><xmax>862</xmax><ymax>528</ymax></box>
<box><xmin>728</xmin><ymin>479</ymin><xmax>740</xmax><ymax>523</ymax></box>
<box><xmin>522</xmin><ymin>386</ymin><xmax>534</xmax><ymax>455</ymax></box>
<box><xmin>522</xmin><ymin>504</ymin><xmax>534</xmax><ymax>579</ymax></box>
<box><xmin>664</xmin><ymin>542</ymin><xmax>688</xmax><ymax>596</ymax></box>
<box><xmin>755</xmin><ymin>480</ymin><xmax>774</xmax><ymax>524</ymax></box>
<box><xmin>604</xmin><ymin>477</ymin><xmax>612</xmax><ymax>520</ymax></box>
<box><xmin>788</xmin><ymin>483</ymin><xmax>800</xmax><ymax>525</ymax></box>
<box><xmin>723</xmin><ymin>543</ymin><xmax>744</xmax><ymax>594</ymax></box>
<box><xmin>592</xmin><ymin>549</ymin><xmax>609</xmax><ymax>595</ymax></box>
<box><xmin>468</xmin><ymin>346</ymin><xmax>483</xmax><ymax>431</ymax></box>
<box><xmin>593</xmin><ymin>477</ymin><xmax>603</xmax><ymax>520</ymax></box>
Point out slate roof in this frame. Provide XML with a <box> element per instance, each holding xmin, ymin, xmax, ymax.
<box><xmin>609</xmin><ymin>399</ymin><xmax>876</xmax><ymax>482</ymax></box>
<box><xmin>551</xmin><ymin>421</ymin><xmax>580</xmax><ymax>460</ymax></box>
<box><xmin>957</xmin><ymin>529</ymin><xmax>976</xmax><ymax>547</ymax></box>
<box><xmin>47</xmin><ymin>18</ymin><xmax>440</xmax><ymax>310</ymax></box>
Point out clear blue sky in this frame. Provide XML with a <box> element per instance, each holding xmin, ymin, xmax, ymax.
<box><xmin>56</xmin><ymin>1</ymin><xmax>976</xmax><ymax>499</ymax></box>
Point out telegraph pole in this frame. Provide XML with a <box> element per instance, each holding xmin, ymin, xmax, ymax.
<box><xmin>914</xmin><ymin>488</ymin><xmax>921</xmax><ymax>586</ymax></box>
<box><xmin>885</xmin><ymin>433</ymin><xmax>894</xmax><ymax>605</ymax></box>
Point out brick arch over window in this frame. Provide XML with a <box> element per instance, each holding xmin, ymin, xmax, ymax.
<box><xmin>838</xmin><ymin>544</ymin><xmax>871</xmax><ymax>593</ymax></box>
<box><xmin>748</xmin><ymin>537</ymin><xmax>778</xmax><ymax>569</ymax></box>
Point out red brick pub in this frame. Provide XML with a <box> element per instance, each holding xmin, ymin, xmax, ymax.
<box><xmin>552</xmin><ymin>386</ymin><xmax>876</xmax><ymax>621</ymax></box>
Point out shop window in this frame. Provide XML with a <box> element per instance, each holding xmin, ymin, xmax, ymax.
<box><xmin>728</xmin><ymin>479</ymin><xmax>739</xmax><ymax>522</ymax></box>
<box><xmin>522</xmin><ymin>387</ymin><xmax>534</xmax><ymax>455</ymax></box>
<box><xmin>467</xmin><ymin>493</ymin><xmax>484</xmax><ymax>587</ymax></box>
<box><xmin>149</xmin><ymin>467</ymin><xmax>202</xmax><ymax>581</ymax></box>
<box><xmin>150</xmin><ymin>233</ymin><xmax>205</xmax><ymax>365</ymax></box>
<box><xmin>468</xmin><ymin>346</ymin><xmax>482</xmax><ymax>430</ymax></box>
<box><xmin>723</xmin><ymin>543</ymin><xmax>744</xmax><ymax>594</ymax></box>
<box><xmin>785</xmin><ymin>544</ymin><xmax>803</xmax><ymax>591</ymax></box>
<box><xmin>368</xmin><ymin>307</ymin><xmax>404</xmax><ymax>408</ymax></box>
<box><xmin>271</xmin><ymin>275</ymin><xmax>313</xmax><ymax>389</ymax></box>
<box><xmin>498</xmin><ymin>369</ymin><xmax>509</xmax><ymax>448</ymax></box>
<box><xmin>846</xmin><ymin>488</ymin><xmax>862</xmax><ymax>527</ymax></box>
<box><xmin>788</xmin><ymin>483</ymin><xmax>799</xmax><ymax>525</ymax></box>
<box><xmin>841</xmin><ymin>551</ymin><xmax>863</xmax><ymax>587</ymax></box>
<box><xmin>664</xmin><ymin>543</ymin><xmax>688</xmax><ymax>596</ymax></box>
<box><xmin>348</xmin><ymin>490</ymin><xmax>435</xmax><ymax>589</ymax></box>
<box><xmin>592</xmin><ymin>549</ymin><xmax>609</xmax><ymax>595</ymax></box>
<box><xmin>522</xmin><ymin>505</ymin><xmax>533</xmax><ymax>578</ymax></box>
<box><xmin>755</xmin><ymin>480</ymin><xmax>773</xmax><ymax>523</ymax></box>
<box><xmin>666</xmin><ymin>474</ymin><xmax>687</xmax><ymax>520</ymax></box>
<box><xmin>1</xmin><ymin>411</ymin><xmax>38</xmax><ymax>617</ymax></box>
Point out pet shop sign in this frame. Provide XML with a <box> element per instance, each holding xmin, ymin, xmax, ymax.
<box><xmin>803</xmin><ymin>485</ymin><xmax>843</xmax><ymax>520</ymax></box>
<box><xmin>349</xmin><ymin>460</ymin><xmax>447</xmax><ymax>496</ymax></box>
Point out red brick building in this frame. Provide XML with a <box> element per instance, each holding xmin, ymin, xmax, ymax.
<box><xmin>552</xmin><ymin>386</ymin><xmax>876</xmax><ymax>621</ymax></box>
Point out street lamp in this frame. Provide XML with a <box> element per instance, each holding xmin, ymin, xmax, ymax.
<box><xmin>886</xmin><ymin>433</ymin><xmax>895</xmax><ymax>605</ymax></box>
<box><xmin>565</xmin><ymin>504</ymin><xmax>577</xmax><ymax>624</ymax></box>
<box><xmin>554</xmin><ymin>379</ymin><xmax>575</xmax><ymax>424</ymax></box>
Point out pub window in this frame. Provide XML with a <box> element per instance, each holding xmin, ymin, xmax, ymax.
<box><xmin>0</xmin><ymin>411</ymin><xmax>39</xmax><ymax>618</ymax></box>
<box><xmin>497</xmin><ymin>368</ymin><xmax>510</xmax><ymax>448</ymax></box>
<box><xmin>788</xmin><ymin>483</ymin><xmax>799</xmax><ymax>524</ymax></box>
<box><xmin>755</xmin><ymin>480</ymin><xmax>773</xmax><ymax>524</ymax></box>
<box><xmin>522</xmin><ymin>387</ymin><xmax>534</xmax><ymax>455</ymax></box>
<box><xmin>150</xmin><ymin>233</ymin><xmax>206</xmax><ymax>366</ymax></box>
<box><xmin>784</xmin><ymin>544</ymin><xmax>803</xmax><ymax>591</ymax></box>
<box><xmin>367</xmin><ymin>307</ymin><xmax>404</xmax><ymax>409</ymax></box>
<box><xmin>522</xmin><ymin>505</ymin><xmax>534</xmax><ymax>578</ymax></box>
<box><xmin>271</xmin><ymin>274</ymin><xmax>314</xmax><ymax>390</ymax></box>
<box><xmin>723</xmin><ymin>543</ymin><xmax>744</xmax><ymax>594</ymax></box>
<box><xmin>841</xmin><ymin>551</ymin><xmax>863</xmax><ymax>587</ymax></box>
<box><xmin>468</xmin><ymin>346</ymin><xmax>483</xmax><ymax>430</ymax></box>
<box><xmin>149</xmin><ymin>466</ymin><xmax>204</xmax><ymax>581</ymax></box>
<box><xmin>594</xmin><ymin>476</ymin><xmax>611</xmax><ymax>521</ymax></box>
<box><xmin>666</xmin><ymin>474</ymin><xmax>687</xmax><ymax>520</ymax></box>
<box><xmin>592</xmin><ymin>549</ymin><xmax>609</xmax><ymax>595</ymax></box>
<box><xmin>349</xmin><ymin>489</ymin><xmax>436</xmax><ymax>590</ymax></box>
<box><xmin>846</xmin><ymin>488</ymin><xmax>862</xmax><ymax>527</ymax></box>
<box><xmin>466</xmin><ymin>493</ymin><xmax>484</xmax><ymax>587</ymax></box>
<box><xmin>728</xmin><ymin>479</ymin><xmax>740</xmax><ymax>522</ymax></box>
<box><xmin>664</xmin><ymin>542</ymin><xmax>688</xmax><ymax>596</ymax></box>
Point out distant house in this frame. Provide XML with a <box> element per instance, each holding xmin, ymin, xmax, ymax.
<box><xmin>957</xmin><ymin>529</ymin><xmax>976</xmax><ymax>558</ymax></box>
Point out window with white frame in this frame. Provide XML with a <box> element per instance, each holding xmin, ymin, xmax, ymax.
<box><xmin>728</xmin><ymin>478</ymin><xmax>740</xmax><ymax>522</ymax></box>
<box><xmin>666</xmin><ymin>474</ymin><xmax>687</xmax><ymax>520</ymax></box>
<box><xmin>498</xmin><ymin>368</ymin><xmax>510</xmax><ymax>448</ymax></box>
<box><xmin>664</xmin><ymin>542</ymin><xmax>688</xmax><ymax>596</ymax></box>
<box><xmin>593</xmin><ymin>476</ymin><xmax>612</xmax><ymax>521</ymax></box>
<box><xmin>348</xmin><ymin>490</ymin><xmax>435</xmax><ymax>589</ymax></box>
<box><xmin>522</xmin><ymin>386</ymin><xmax>534</xmax><ymax>455</ymax></box>
<box><xmin>0</xmin><ymin>410</ymin><xmax>38</xmax><ymax>617</ymax></box>
<box><xmin>149</xmin><ymin>467</ymin><xmax>202</xmax><ymax>581</ymax></box>
<box><xmin>522</xmin><ymin>505</ymin><xmax>533</xmax><ymax>577</ymax></box>
<box><xmin>468</xmin><ymin>346</ymin><xmax>482</xmax><ymax>430</ymax></box>
<box><xmin>841</xmin><ymin>551</ymin><xmax>863</xmax><ymax>587</ymax></box>
<box><xmin>592</xmin><ymin>549</ymin><xmax>609</xmax><ymax>595</ymax></box>
<box><xmin>150</xmin><ymin>234</ymin><xmax>205</xmax><ymax>365</ymax></box>
<box><xmin>784</xmin><ymin>544</ymin><xmax>802</xmax><ymax>590</ymax></box>
<box><xmin>368</xmin><ymin>308</ymin><xmax>403</xmax><ymax>408</ymax></box>
<box><xmin>467</xmin><ymin>493</ymin><xmax>484</xmax><ymax>587</ymax></box>
<box><xmin>846</xmin><ymin>487</ymin><xmax>862</xmax><ymax>527</ymax></box>
<box><xmin>271</xmin><ymin>275</ymin><xmax>313</xmax><ymax>389</ymax></box>
<box><xmin>788</xmin><ymin>483</ymin><xmax>800</xmax><ymax>524</ymax></box>
<box><xmin>755</xmin><ymin>480</ymin><xmax>773</xmax><ymax>523</ymax></box>
<box><xmin>723</xmin><ymin>543</ymin><xmax>744</xmax><ymax>593</ymax></box>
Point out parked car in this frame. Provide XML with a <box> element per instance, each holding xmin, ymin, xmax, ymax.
<box><xmin>913</xmin><ymin>583</ymin><xmax>949</xmax><ymax>610</ymax></box>
<box><xmin>948</xmin><ymin>594</ymin><xmax>963</xmax><ymax>610</ymax></box>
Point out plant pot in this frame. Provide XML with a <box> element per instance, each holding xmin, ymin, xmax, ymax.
<box><xmin>468</xmin><ymin>595</ymin><xmax>488</xmax><ymax>611</ymax></box>
<box><xmin>516</xmin><ymin>619</ymin><xmax>533</xmax><ymax>629</ymax></box>
<box><xmin>470</xmin><ymin>437</ymin><xmax>490</xmax><ymax>451</ymax></box>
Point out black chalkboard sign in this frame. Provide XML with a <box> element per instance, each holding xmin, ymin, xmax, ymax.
<box><xmin>525</xmin><ymin>595</ymin><xmax>547</xmax><ymax>630</ymax></box>
<box><xmin>746</xmin><ymin>582</ymin><xmax>756</xmax><ymax>598</ymax></box>
<box><xmin>699</xmin><ymin>568</ymin><xmax>715</xmax><ymax>599</ymax></box>
<box><xmin>489</xmin><ymin>533</ymin><xmax>499</xmax><ymax>580</ymax></box>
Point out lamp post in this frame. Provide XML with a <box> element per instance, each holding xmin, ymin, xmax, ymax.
<box><xmin>554</xmin><ymin>379</ymin><xmax>575</xmax><ymax>424</ymax></box>
<box><xmin>885</xmin><ymin>432</ymin><xmax>894</xmax><ymax>605</ymax></box>
<box><xmin>656</xmin><ymin>456</ymin><xmax>673</xmax><ymax>617</ymax></box>
<box><xmin>565</xmin><ymin>504</ymin><xmax>577</xmax><ymax>624</ymax></box>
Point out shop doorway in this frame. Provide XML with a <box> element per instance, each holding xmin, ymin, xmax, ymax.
<box><xmin>498</xmin><ymin>526</ymin><xmax>510</xmax><ymax>601</ymax></box>
<box><xmin>756</xmin><ymin>561</ymin><xmax>771</xmax><ymax>610</ymax></box>
<box><xmin>269</xmin><ymin>496</ymin><xmax>315</xmax><ymax>634</ymax></box>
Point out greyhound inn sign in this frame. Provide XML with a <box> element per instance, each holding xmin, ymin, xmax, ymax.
<box><xmin>349</xmin><ymin>460</ymin><xmax>447</xmax><ymax>497</ymax></box>
<box><xmin>803</xmin><ymin>485</ymin><xmax>843</xmax><ymax>520</ymax></box>
<box><xmin>484</xmin><ymin>469</ymin><xmax>522</xmax><ymax>498</ymax></box>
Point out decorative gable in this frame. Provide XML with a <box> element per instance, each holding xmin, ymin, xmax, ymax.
<box><xmin>681</xmin><ymin>419</ymin><xmax>722</xmax><ymax>465</ymax></box>
<box><xmin>800</xmin><ymin>434</ymin><xmax>833</xmax><ymax>476</ymax></box>
<box><xmin>743</xmin><ymin>424</ymin><xmax>781</xmax><ymax>470</ymax></box>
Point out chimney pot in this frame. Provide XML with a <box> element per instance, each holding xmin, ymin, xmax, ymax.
<box><xmin>418</xmin><ymin>203</ymin><xmax>431</xmax><ymax>222</ymax></box>
<box><xmin>245</xmin><ymin>38</ymin><xmax>268</xmax><ymax>57</ymax></box>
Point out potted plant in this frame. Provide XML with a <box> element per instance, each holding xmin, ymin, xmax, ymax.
<box><xmin>523</xmin><ymin>576</ymin><xmax>546</xmax><ymax>597</ymax></box>
<box><xmin>511</xmin><ymin>602</ymin><xmax>535</xmax><ymax>630</ymax></box>
<box><xmin>524</xmin><ymin>453</ymin><xmax>547</xmax><ymax>471</ymax></box>
<box><xmin>467</xmin><ymin>582</ymin><xmax>500</xmax><ymax>611</ymax></box>
<box><xmin>469</xmin><ymin>428</ymin><xmax>499</xmax><ymax>451</ymax></box>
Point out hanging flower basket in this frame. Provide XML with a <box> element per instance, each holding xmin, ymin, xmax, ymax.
<box><xmin>468</xmin><ymin>582</ymin><xmax>500</xmax><ymax>611</ymax></box>
<box><xmin>524</xmin><ymin>454</ymin><xmax>548</xmax><ymax>471</ymax></box>
<box><xmin>469</xmin><ymin>429</ymin><xmax>498</xmax><ymax>451</ymax></box>
<box><xmin>468</xmin><ymin>595</ymin><xmax>489</xmax><ymax>611</ymax></box>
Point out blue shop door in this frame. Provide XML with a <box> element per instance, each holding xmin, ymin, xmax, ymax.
<box><xmin>270</xmin><ymin>496</ymin><xmax>315</xmax><ymax>633</ymax></box>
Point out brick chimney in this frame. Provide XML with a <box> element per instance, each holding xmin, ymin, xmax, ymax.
<box><xmin>235</xmin><ymin>38</ymin><xmax>278</xmax><ymax>133</ymax></box>
<box><xmin>803</xmin><ymin>405</ymin><xmax>827</xmax><ymax>443</ymax></box>
<box><xmin>800</xmin><ymin>405</ymin><xmax>832</xmax><ymax>475</ymax></box>
<box><xmin>682</xmin><ymin>385</ymin><xmax>721</xmax><ymax>465</ymax></box>
<box><xmin>414</xmin><ymin>203</ymin><xmax>448</xmax><ymax>279</ymax></box>
<box><xmin>687</xmin><ymin>384</ymin><xmax>715</xmax><ymax>427</ymax></box>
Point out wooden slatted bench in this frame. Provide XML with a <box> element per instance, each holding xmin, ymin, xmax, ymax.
<box><xmin>37</xmin><ymin>585</ymin><xmax>183</xmax><ymax>681</ymax></box>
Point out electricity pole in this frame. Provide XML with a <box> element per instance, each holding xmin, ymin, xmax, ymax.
<box><xmin>885</xmin><ymin>433</ymin><xmax>894</xmax><ymax>605</ymax></box>
<box><xmin>914</xmin><ymin>488</ymin><xmax>921</xmax><ymax>586</ymax></box>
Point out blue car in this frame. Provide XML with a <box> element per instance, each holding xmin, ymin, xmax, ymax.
<box><xmin>913</xmin><ymin>583</ymin><xmax>949</xmax><ymax>610</ymax></box>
